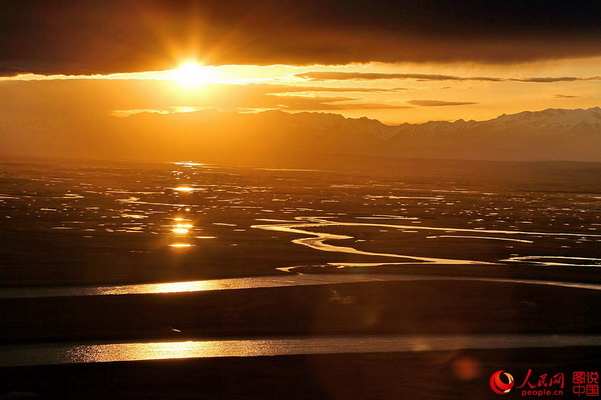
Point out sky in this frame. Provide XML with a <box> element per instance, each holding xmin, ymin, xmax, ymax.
<box><xmin>0</xmin><ymin>0</ymin><xmax>600</xmax><ymax>125</ymax></box>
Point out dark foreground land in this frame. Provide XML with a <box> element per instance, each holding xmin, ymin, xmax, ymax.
<box><xmin>1</xmin><ymin>278</ymin><xmax>600</xmax><ymax>399</ymax></box>
<box><xmin>0</xmin><ymin>157</ymin><xmax>600</xmax><ymax>399</ymax></box>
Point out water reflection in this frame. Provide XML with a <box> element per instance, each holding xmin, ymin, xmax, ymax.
<box><xmin>1</xmin><ymin>334</ymin><xmax>600</xmax><ymax>367</ymax></box>
<box><xmin>252</xmin><ymin>217</ymin><xmax>497</xmax><ymax>266</ymax></box>
<box><xmin>171</xmin><ymin>186</ymin><xmax>205</xmax><ymax>194</ymax></box>
<box><xmin>168</xmin><ymin>218</ymin><xmax>195</xmax><ymax>247</ymax></box>
<box><xmin>172</xmin><ymin>162</ymin><xmax>205</xmax><ymax>167</ymax></box>
<box><xmin>169</xmin><ymin>243</ymin><xmax>194</xmax><ymax>249</ymax></box>
<box><xmin>151</xmin><ymin>281</ymin><xmax>211</xmax><ymax>293</ymax></box>
<box><xmin>502</xmin><ymin>255</ymin><xmax>601</xmax><ymax>267</ymax></box>
<box><xmin>65</xmin><ymin>340</ymin><xmax>214</xmax><ymax>364</ymax></box>
<box><xmin>1</xmin><ymin>274</ymin><xmax>600</xmax><ymax>299</ymax></box>
<box><xmin>252</xmin><ymin>216</ymin><xmax>601</xmax><ymax>268</ymax></box>
<box><xmin>171</xmin><ymin>226</ymin><xmax>190</xmax><ymax>234</ymax></box>
<box><xmin>173</xmin><ymin>186</ymin><xmax>195</xmax><ymax>193</ymax></box>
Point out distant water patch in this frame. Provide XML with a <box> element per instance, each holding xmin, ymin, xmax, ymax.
<box><xmin>502</xmin><ymin>256</ymin><xmax>601</xmax><ymax>267</ymax></box>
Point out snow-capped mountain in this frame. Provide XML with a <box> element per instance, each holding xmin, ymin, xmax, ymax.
<box><xmin>382</xmin><ymin>107</ymin><xmax>601</xmax><ymax>161</ymax></box>
<box><xmin>390</xmin><ymin>107</ymin><xmax>601</xmax><ymax>138</ymax></box>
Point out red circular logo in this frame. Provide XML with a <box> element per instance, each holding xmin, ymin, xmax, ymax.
<box><xmin>490</xmin><ymin>370</ymin><xmax>515</xmax><ymax>395</ymax></box>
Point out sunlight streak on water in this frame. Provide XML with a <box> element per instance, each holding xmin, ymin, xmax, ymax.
<box><xmin>172</xmin><ymin>186</ymin><xmax>197</xmax><ymax>193</ymax></box>
<box><xmin>171</xmin><ymin>162</ymin><xmax>205</xmax><ymax>167</ymax></box>
<box><xmin>1</xmin><ymin>334</ymin><xmax>600</xmax><ymax>367</ymax></box>
<box><xmin>168</xmin><ymin>243</ymin><xmax>194</xmax><ymax>249</ymax></box>
<box><xmin>0</xmin><ymin>274</ymin><xmax>600</xmax><ymax>299</ymax></box>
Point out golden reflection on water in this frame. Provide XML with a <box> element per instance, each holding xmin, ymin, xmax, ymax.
<box><xmin>173</xmin><ymin>186</ymin><xmax>197</xmax><ymax>193</ymax></box>
<box><xmin>2</xmin><ymin>274</ymin><xmax>600</xmax><ymax>299</ymax></box>
<box><xmin>169</xmin><ymin>243</ymin><xmax>194</xmax><ymax>248</ymax></box>
<box><xmin>169</xmin><ymin>220</ymin><xmax>195</xmax><ymax>246</ymax></box>
<box><xmin>151</xmin><ymin>280</ymin><xmax>211</xmax><ymax>293</ymax></box>
<box><xmin>172</xmin><ymin>162</ymin><xmax>205</xmax><ymax>167</ymax></box>
<box><xmin>5</xmin><ymin>335</ymin><xmax>600</xmax><ymax>367</ymax></box>
<box><xmin>66</xmin><ymin>341</ymin><xmax>216</xmax><ymax>364</ymax></box>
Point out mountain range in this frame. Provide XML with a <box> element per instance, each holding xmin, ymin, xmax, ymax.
<box><xmin>3</xmin><ymin>106</ymin><xmax>601</xmax><ymax>163</ymax></box>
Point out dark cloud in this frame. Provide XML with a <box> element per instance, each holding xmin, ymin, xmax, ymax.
<box><xmin>509</xmin><ymin>76</ymin><xmax>600</xmax><ymax>83</ymax></box>
<box><xmin>267</xmin><ymin>86</ymin><xmax>408</xmax><ymax>93</ymax></box>
<box><xmin>297</xmin><ymin>72</ymin><xmax>502</xmax><ymax>82</ymax></box>
<box><xmin>297</xmin><ymin>72</ymin><xmax>601</xmax><ymax>83</ymax></box>
<box><xmin>2</xmin><ymin>0</ymin><xmax>601</xmax><ymax>75</ymax></box>
<box><xmin>407</xmin><ymin>100</ymin><xmax>477</xmax><ymax>107</ymax></box>
<box><xmin>513</xmin><ymin>77</ymin><xmax>581</xmax><ymax>83</ymax></box>
<box><xmin>239</xmin><ymin>83</ymin><xmax>407</xmax><ymax>94</ymax></box>
<box><xmin>266</xmin><ymin>95</ymin><xmax>410</xmax><ymax>111</ymax></box>
<box><xmin>554</xmin><ymin>94</ymin><xmax>579</xmax><ymax>98</ymax></box>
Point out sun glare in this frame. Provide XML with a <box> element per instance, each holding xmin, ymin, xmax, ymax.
<box><xmin>171</xmin><ymin>62</ymin><xmax>214</xmax><ymax>86</ymax></box>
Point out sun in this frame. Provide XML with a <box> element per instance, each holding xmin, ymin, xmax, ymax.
<box><xmin>171</xmin><ymin>62</ymin><xmax>214</xmax><ymax>87</ymax></box>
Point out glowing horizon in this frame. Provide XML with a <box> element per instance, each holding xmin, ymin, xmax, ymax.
<box><xmin>1</xmin><ymin>57</ymin><xmax>600</xmax><ymax>125</ymax></box>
